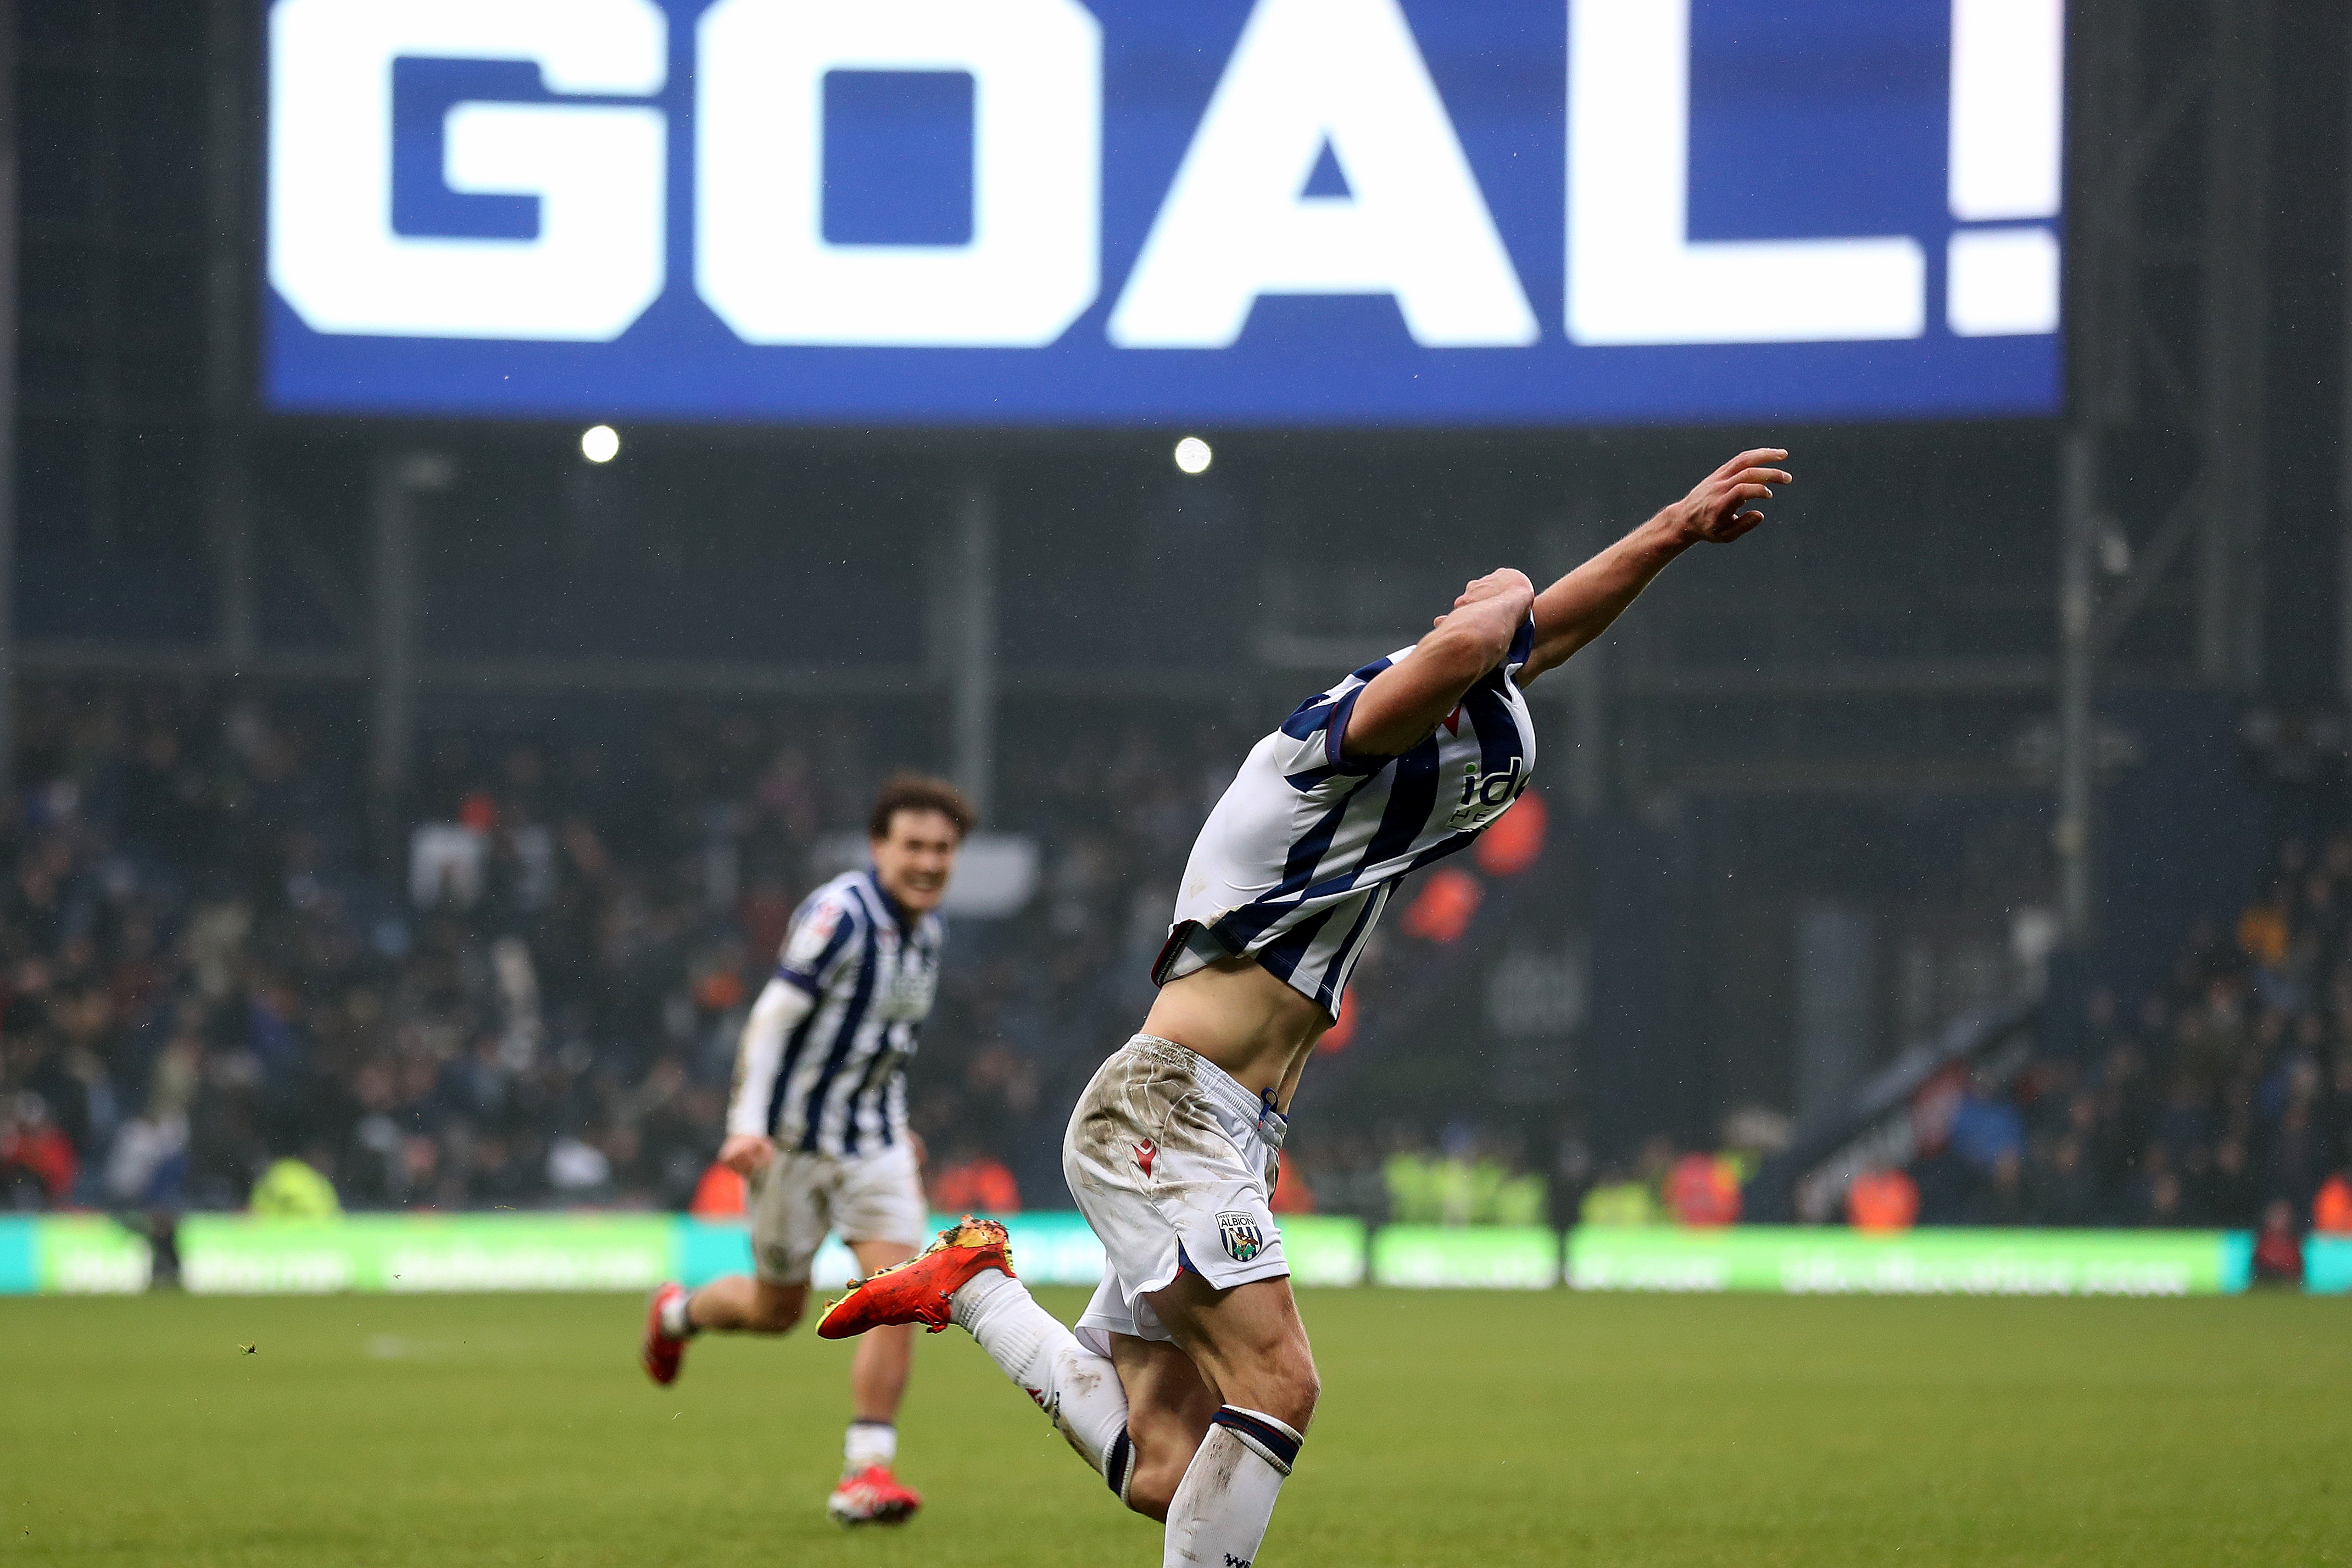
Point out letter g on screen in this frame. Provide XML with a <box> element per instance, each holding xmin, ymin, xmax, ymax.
<box><xmin>270</xmin><ymin>0</ymin><xmax>668</xmax><ymax>341</ymax></box>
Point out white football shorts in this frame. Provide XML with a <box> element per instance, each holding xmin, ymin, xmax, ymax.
<box><xmin>746</xmin><ymin>1141</ymin><xmax>927</xmax><ymax>1287</ymax></box>
<box><xmin>1066</xmin><ymin>1034</ymin><xmax>1290</xmax><ymax>1346</ymax></box>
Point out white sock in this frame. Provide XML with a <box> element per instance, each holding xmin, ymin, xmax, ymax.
<box><xmin>950</xmin><ymin>1270</ymin><xmax>1136</xmax><ymax>1497</ymax></box>
<box><xmin>844</xmin><ymin>1420</ymin><xmax>897</xmax><ymax>1476</ymax></box>
<box><xmin>1163</xmin><ymin>1409</ymin><xmax>1301</xmax><ymax>1568</ymax></box>
<box><xmin>661</xmin><ymin>1291</ymin><xmax>696</xmax><ymax>1338</ymax></box>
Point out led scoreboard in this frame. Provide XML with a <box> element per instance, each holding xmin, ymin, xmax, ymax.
<box><xmin>265</xmin><ymin>0</ymin><xmax>2064</xmax><ymax>426</ymax></box>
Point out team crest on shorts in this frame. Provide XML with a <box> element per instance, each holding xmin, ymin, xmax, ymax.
<box><xmin>1216</xmin><ymin>1211</ymin><xmax>1266</xmax><ymax>1263</ymax></box>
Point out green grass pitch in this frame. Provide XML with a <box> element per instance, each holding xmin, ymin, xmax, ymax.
<box><xmin>3</xmin><ymin>1287</ymin><xmax>2346</xmax><ymax>1566</ymax></box>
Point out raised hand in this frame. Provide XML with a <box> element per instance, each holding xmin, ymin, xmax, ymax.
<box><xmin>1670</xmin><ymin>448</ymin><xmax>1792</xmax><ymax>546</ymax></box>
<box><xmin>1518</xmin><ymin>447</ymin><xmax>1790</xmax><ymax>683</ymax></box>
<box><xmin>1431</xmin><ymin>566</ymin><xmax>1535</xmax><ymax>629</ymax></box>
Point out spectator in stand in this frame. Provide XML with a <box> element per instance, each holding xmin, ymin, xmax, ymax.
<box><xmin>929</xmin><ymin>1140</ymin><xmax>1021</xmax><ymax>1216</ymax></box>
<box><xmin>2024</xmin><ymin>1136</ymin><xmax>2099</xmax><ymax>1226</ymax></box>
<box><xmin>1375</xmin><ymin>1127</ymin><xmax>1549</xmax><ymax>1226</ymax></box>
<box><xmin>1267</xmin><ymin>1152</ymin><xmax>1315</xmax><ymax>1216</ymax></box>
<box><xmin>1579</xmin><ymin>1168</ymin><xmax>1662</xmax><ymax>1226</ymax></box>
<box><xmin>1847</xmin><ymin>1168</ymin><xmax>1919</xmax><ymax>1234</ymax></box>
<box><xmin>1287</xmin><ymin>1134</ymin><xmax>1384</xmax><ymax>1224</ymax></box>
<box><xmin>1</xmin><ymin>1092</ymin><xmax>79</xmax><ymax>1206</ymax></box>
<box><xmin>2314</xmin><ymin>1170</ymin><xmax>2352</xmax><ymax>1235</ymax></box>
<box><xmin>2253</xmin><ymin>1197</ymin><xmax>2303</xmax><ymax>1283</ymax></box>
<box><xmin>1664</xmin><ymin>1151</ymin><xmax>1740</xmax><ymax>1227</ymax></box>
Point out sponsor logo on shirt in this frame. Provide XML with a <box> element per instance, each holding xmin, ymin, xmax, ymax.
<box><xmin>883</xmin><ymin>963</ymin><xmax>936</xmax><ymax>1017</ymax></box>
<box><xmin>1447</xmin><ymin>755</ymin><xmax>1524</xmax><ymax>829</ymax></box>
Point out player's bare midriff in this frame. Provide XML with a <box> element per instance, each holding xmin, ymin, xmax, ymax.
<box><xmin>1138</xmin><ymin>955</ymin><xmax>1329</xmax><ymax>1109</ymax></box>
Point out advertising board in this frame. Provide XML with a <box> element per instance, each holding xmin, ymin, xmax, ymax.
<box><xmin>2306</xmin><ymin>1237</ymin><xmax>2352</xmax><ymax>1296</ymax></box>
<box><xmin>1372</xmin><ymin>1224</ymin><xmax>1560</xmax><ymax>1288</ymax></box>
<box><xmin>9</xmin><ymin>1218</ymin><xmax>2279</xmax><ymax>1297</ymax></box>
<box><xmin>0</xmin><ymin>1213</ymin><xmax>1368</xmax><ymax>1295</ymax></box>
<box><xmin>1567</xmin><ymin>1226</ymin><xmax>2255</xmax><ymax>1296</ymax></box>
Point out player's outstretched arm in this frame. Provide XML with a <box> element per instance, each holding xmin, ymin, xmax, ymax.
<box><xmin>1516</xmin><ymin>447</ymin><xmax>1791</xmax><ymax>687</ymax></box>
<box><xmin>1342</xmin><ymin>567</ymin><xmax>1535</xmax><ymax>761</ymax></box>
<box><xmin>718</xmin><ymin>976</ymin><xmax>813</xmax><ymax>1174</ymax></box>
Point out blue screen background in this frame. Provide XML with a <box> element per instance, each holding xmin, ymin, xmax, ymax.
<box><xmin>267</xmin><ymin>0</ymin><xmax>2061</xmax><ymax>428</ymax></box>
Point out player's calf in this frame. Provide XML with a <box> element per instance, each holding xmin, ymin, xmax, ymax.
<box><xmin>641</xmin><ymin>1275</ymin><xmax>809</xmax><ymax>1385</ymax></box>
<box><xmin>692</xmin><ymin>1275</ymin><xmax>809</xmax><ymax>1334</ymax></box>
<box><xmin>1108</xmin><ymin>1336</ymin><xmax>1222</xmax><ymax>1522</ymax></box>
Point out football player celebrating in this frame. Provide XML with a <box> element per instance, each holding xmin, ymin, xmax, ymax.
<box><xmin>818</xmin><ymin>450</ymin><xmax>1787</xmax><ymax>1565</ymax></box>
<box><xmin>641</xmin><ymin>775</ymin><xmax>973</xmax><ymax>1526</ymax></box>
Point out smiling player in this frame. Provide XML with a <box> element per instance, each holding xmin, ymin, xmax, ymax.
<box><xmin>640</xmin><ymin>774</ymin><xmax>973</xmax><ymax>1526</ymax></box>
<box><xmin>815</xmin><ymin>450</ymin><xmax>1790</xmax><ymax>1565</ymax></box>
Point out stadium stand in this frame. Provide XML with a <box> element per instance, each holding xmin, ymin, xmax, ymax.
<box><xmin>1888</xmin><ymin>834</ymin><xmax>2352</xmax><ymax>1237</ymax></box>
<box><xmin>0</xmin><ymin>679</ymin><xmax>1221</xmax><ymax>1214</ymax></box>
<box><xmin>5</xmin><ymin>676</ymin><xmax>2348</xmax><ymax>1253</ymax></box>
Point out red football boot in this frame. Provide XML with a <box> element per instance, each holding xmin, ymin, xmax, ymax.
<box><xmin>640</xmin><ymin>1282</ymin><xmax>690</xmax><ymax>1385</ymax></box>
<box><xmin>826</xmin><ymin>1464</ymin><xmax>923</xmax><ymax>1526</ymax></box>
<box><xmin>815</xmin><ymin>1217</ymin><xmax>1015</xmax><ymax>1338</ymax></box>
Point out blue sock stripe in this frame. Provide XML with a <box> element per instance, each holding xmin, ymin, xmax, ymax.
<box><xmin>1212</xmin><ymin>1407</ymin><xmax>1302</xmax><ymax>1471</ymax></box>
<box><xmin>1105</xmin><ymin>1427</ymin><xmax>1134</xmax><ymax>1498</ymax></box>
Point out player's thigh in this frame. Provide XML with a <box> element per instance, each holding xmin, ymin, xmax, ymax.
<box><xmin>1144</xmin><ymin>1270</ymin><xmax>1319</xmax><ymax>1432</ymax></box>
<box><xmin>748</xmin><ymin>1150</ymin><xmax>836</xmax><ymax>1288</ymax></box>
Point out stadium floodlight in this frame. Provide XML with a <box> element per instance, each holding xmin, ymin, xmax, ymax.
<box><xmin>1173</xmin><ymin>436</ymin><xmax>1212</xmax><ymax>475</ymax></box>
<box><xmin>581</xmin><ymin>425</ymin><xmax>621</xmax><ymax>463</ymax></box>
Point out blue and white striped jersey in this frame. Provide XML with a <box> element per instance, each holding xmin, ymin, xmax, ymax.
<box><xmin>748</xmin><ymin>869</ymin><xmax>941</xmax><ymax>1157</ymax></box>
<box><xmin>1154</xmin><ymin>615</ymin><xmax>1538</xmax><ymax>1021</ymax></box>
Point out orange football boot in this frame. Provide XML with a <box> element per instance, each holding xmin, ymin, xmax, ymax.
<box><xmin>827</xmin><ymin>1464</ymin><xmax>923</xmax><ymax>1526</ymax></box>
<box><xmin>816</xmin><ymin>1217</ymin><xmax>1015</xmax><ymax>1338</ymax></box>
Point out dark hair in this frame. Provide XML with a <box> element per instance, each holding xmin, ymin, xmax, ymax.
<box><xmin>868</xmin><ymin>774</ymin><xmax>976</xmax><ymax>842</ymax></box>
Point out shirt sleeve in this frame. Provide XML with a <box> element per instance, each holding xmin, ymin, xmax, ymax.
<box><xmin>774</xmin><ymin>889</ymin><xmax>861</xmax><ymax>995</ymax></box>
<box><xmin>1268</xmin><ymin>648</ymin><xmax>1415</xmax><ymax>787</ymax></box>
<box><xmin>724</xmin><ymin>977</ymin><xmax>816</xmax><ymax>1137</ymax></box>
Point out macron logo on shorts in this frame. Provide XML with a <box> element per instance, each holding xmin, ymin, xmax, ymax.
<box><xmin>1135</xmin><ymin>1140</ymin><xmax>1156</xmax><ymax>1177</ymax></box>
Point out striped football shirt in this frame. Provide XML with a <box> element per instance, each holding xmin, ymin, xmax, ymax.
<box><xmin>746</xmin><ymin>869</ymin><xmax>940</xmax><ymax>1157</ymax></box>
<box><xmin>1153</xmin><ymin>614</ymin><xmax>1538</xmax><ymax>1020</ymax></box>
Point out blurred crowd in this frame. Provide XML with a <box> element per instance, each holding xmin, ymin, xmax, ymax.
<box><xmin>1890</xmin><ymin>830</ymin><xmax>2352</xmax><ymax>1259</ymax></box>
<box><xmin>0</xmin><ymin>676</ymin><xmax>1581</xmax><ymax>1227</ymax></box>
<box><xmin>0</xmin><ymin>682</ymin><xmax>1234</xmax><ymax>1217</ymax></box>
<box><xmin>12</xmin><ymin>677</ymin><xmax>2348</xmax><ymax>1254</ymax></box>
<box><xmin>1557</xmin><ymin>831</ymin><xmax>2352</xmax><ymax>1260</ymax></box>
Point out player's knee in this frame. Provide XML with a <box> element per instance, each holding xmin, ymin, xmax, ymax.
<box><xmin>1278</xmin><ymin>1370</ymin><xmax>1322</xmax><ymax>1430</ymax></box>
<box><xmin>1258</xmin><ymin>1346</ymin><xmax>1320</xmax><ymax>1430</ymax></box>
